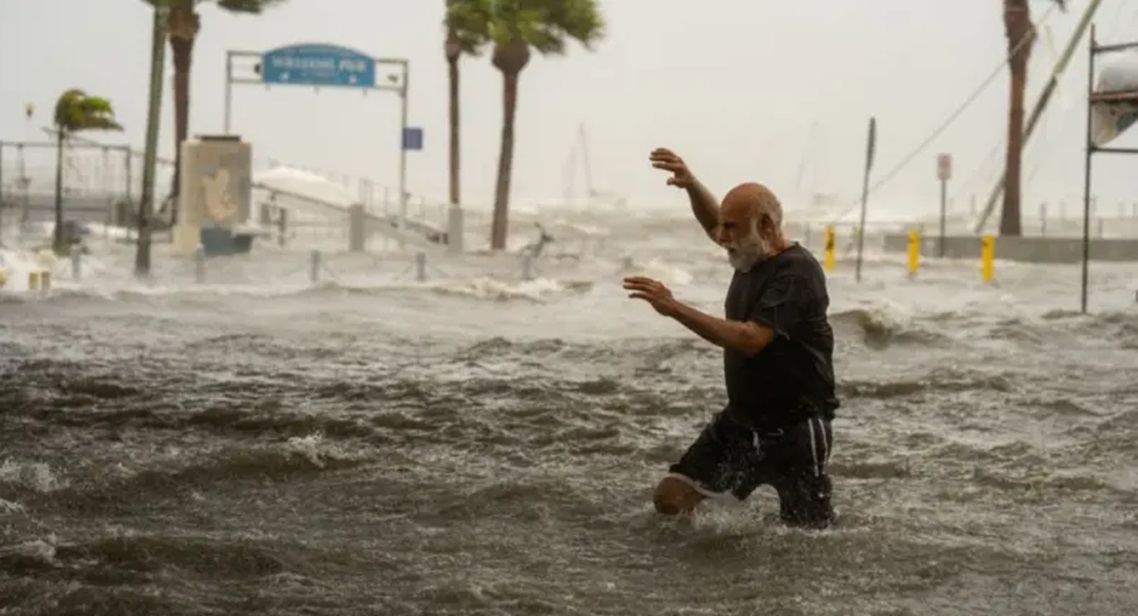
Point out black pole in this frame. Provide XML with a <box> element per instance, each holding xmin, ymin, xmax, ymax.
<box><xmin>124</xmin><ymin>148</ymin><xmax>133</xmax><ymax>224</ymax></box>
<box><xmin>0</xmin><ymin>143</ymin><xmax>5</xmax><ymax>241</ymax></box>
<box><xmin>1081</xmin><ymin>25</ymin><xmax>1096</xmax><ymax>314</ymax></box>
<box><xmin>938</xmin><ymin>177</ymin><xmax>947</xmax><ymax>258</ymax></box>
<box><xmin>855</xmin><ymin>116</ymin><xmax>877</xmax><ymax>283</ymax></box>
<box><xmin>53</xmin><ymin>131</ymin><xmax>64</xmax><ymax>254</ymax></box>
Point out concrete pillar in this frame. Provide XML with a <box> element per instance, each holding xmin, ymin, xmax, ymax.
<box><xmin>71</xmin><ymin>251</ymin><xmax>82</xmax><ymax>281</ymax></box>
<box><xmin>309</xmin><ymin>250</ymin><xmax>321</xmax><ymax>283</ymax></box>
<box><xmin>348</xmin><ymin>203</ymin><xmax>365</xmax><ymax>252</ymax></box>
<box><xmin>277</xmin><ymin>209</ymin><xmax>288</xmax><ymax>247</ymax></box>
<box><xmin>172</xmin><ymin>135</ymin><xmax>252</xmax><ymax>257</ymax></box>
<box><xmin>522</xmin><ymin>253</ymin><xmax>534</xmax><ymax>281</ymax></box>
<box><xmin>415</xmin><ymin>252</ymin><xmax>426</xmax><ymax>281</ymax></box>
<box><xmin>446</xmin><ymin>206</ymin><xmax>464</xmax><ymax>255</ymax></box>
<box><xmin>194</xmin><ymin>245</ymin><xmax>206</xmax><ymax>283</ymax></box>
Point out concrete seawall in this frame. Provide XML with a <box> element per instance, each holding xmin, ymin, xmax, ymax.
<box><xmin>881</xmin><ymin>233</ymin><xmax>1138</xmax><ymax>263</ymax></box>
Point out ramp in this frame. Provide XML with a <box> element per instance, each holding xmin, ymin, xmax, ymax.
<box><xmin>252</xmin><ymin>167</ymin><xmax>446</xmax><ymax>246</ymax></box>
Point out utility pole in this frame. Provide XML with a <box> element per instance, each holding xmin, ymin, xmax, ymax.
<box><xmin>135</xmin><ymin>2</ymin><xmax>168</xmax><ymax>277</ymax></box>
<box><xmin>973</xmin><ymin>0</ymin><xmax>1106</xmax><ymax>233</ymax></box>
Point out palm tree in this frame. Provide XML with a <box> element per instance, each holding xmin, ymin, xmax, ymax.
<box><xmin>444</xmin><ymin>0</ymin><xmax>492</xmax><ymax>209</ymax></box>
<box><xmin>52</xmin><ymin>89</ymin><xmax>122</xmax><ymax>255</ymax></box>
<box><xmin>142</xmin><ymin>0</ymin><xmax>287</xmax><ymax>225</ymax></box>
<box><xmin>483</xmin><ymin>0</ymin><xmax>605</xmax><ymax>250</ymax></box>
<box><xmin>1000</xmin><ymin>0</ymin><xmax>1067</xmax><ymax>236</ymax></box>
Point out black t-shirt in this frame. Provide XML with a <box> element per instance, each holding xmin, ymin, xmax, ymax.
<box><xmin>723</xmin><ymin>243</ymin><xmax>839</xmax><ymax>429</ymax></box>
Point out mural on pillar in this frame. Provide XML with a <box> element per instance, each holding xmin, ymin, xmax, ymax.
<box><xmin>198</xmin><ymin>149</ymin><xmax>250</xmax><ymax>228</ymax></box>
<box><xmin>1091</xmin><ymin>51</ymin><xmax>1138</xmax><ymax>147</ymax></box>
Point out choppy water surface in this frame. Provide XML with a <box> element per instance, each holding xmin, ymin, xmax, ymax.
<box><xmin>1</xmin><ymin>216</ymin><xmax>1137</xmax><ymax>615</ymax></box>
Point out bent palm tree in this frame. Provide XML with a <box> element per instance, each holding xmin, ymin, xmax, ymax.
<box><xmin>143</xmin><ymin>0</ymin><xmax>287</xmax><ymax>224</ymax></box>
<box><xmin>1000</xmin><ymin>0</ymin><xmax>1067</xmax><ymax>236</ymax></box>
<box><xmin>52</xmin><ymin>89</ymin><xmax>123</xmax><ymax>255</ymax></box>
<box><xmin>444</xmin><ymin>1</ymin><xmax>492</xmax><ymax>209</ymax></box>
<box><xmin>485</xmin><ymin>0</ymin><xmax>605</xmax><ymax>250</ymax></box>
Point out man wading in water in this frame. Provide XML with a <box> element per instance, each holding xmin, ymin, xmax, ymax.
<box><xmin>622</xmin><ymin>148</ymin><xmax>839</xmax><ymax>529</ymax></box>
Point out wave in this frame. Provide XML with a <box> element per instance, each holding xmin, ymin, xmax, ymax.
<box><xmin>0</xmin><ymin>272</ymin><xmax>596</xmax><ymax>306</ymax></box>
<box><xmin>18</xmin><ymin>434</ymin><xmax>369</xmax><ymax>513</ymax></box>
<box><xmin>623</xmin><ymin>258</ymin><xmax>695</xmax><ymax>286</ymax></box>
<box><xmin>838</xmin><ymin>365</ymin><xmax>1016</xmax><ymax>400</ymax></box>
<box><xmin>831</xmin><ymin>304</ymin><xmax>948</xmax><ymax>349</ymax></box>
<box><xmin>0</xmin><ymin>531</ymin><xmax>288</xmax><ymax>580</ymax></box>
<box><xmin>429</xmin><ymin>276</ymin><xmax>592</xmax><ymax>302</ymax></box>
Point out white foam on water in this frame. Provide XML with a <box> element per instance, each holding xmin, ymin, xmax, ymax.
<box><xmin>434</xmin><ymin>275</ymin><xmax>569</xmax><ymax>302</ymax></box>
<box><xmin>0</xmin><ymin>459</ymin><xmax>66</xmax><ymax>493</ymax></box>
<box><xmin>625</xmin><ymin>258</ymin><xmax>694</xmax><ymax>287</ymax></box>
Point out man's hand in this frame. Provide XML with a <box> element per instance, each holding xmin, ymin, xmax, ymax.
<box><xmin>649</xmin><ymin>148</ymin><xmax>696</xmax><ymax>190</ymax></box>
<box><xmin>624</xmin><ymin>276</ymin><xmax>776</xmax><ymax>354</ymax></box>
<box><xmin>623</xmin><ymin>276</ymin><xmax>678</xmax><ymax>316</ymax></box>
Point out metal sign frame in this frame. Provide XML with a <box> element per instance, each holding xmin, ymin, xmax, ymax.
<box><xmin>1080</xmin><ymin>26</ymin><xmax>1138</xmax><ymax>313</ymax></box>
<box><xmin>222</xmin><ymin>44</ymin><xmax>417</xmax><ymax>239</ymax></box>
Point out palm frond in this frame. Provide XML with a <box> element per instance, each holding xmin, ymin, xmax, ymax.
<box><xmin>487</xmin><ymin>0</ymin><xmax>605</xmax><ymax>56</ymax></box>
<box><xmin>538</xmin><ymin>0</ymin><xmax>605</xmax><ymax>51</ymax></box>
<box><xmin>53</xmin><ymin>89</ymin><xmax>123</xmax><ymax>134</ymax></box>
<box><xmin>446</xmin><ymin>0</ymin><xmax>493</xmax><ymax>55</ymax></box>
<box><xmin>216</xmin><ymin>0</ymin><xmax>288</xmax><ymax>14</ymax></box>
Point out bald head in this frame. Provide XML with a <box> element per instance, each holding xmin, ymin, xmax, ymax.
<box><xmin>716</xmin><ymin>182</ymin><xmax>789</xmax><ymax>271</ymax></box>
<box><xmin>720</xmin><ymin>182</ymin><xmax>782</xmax><ymax>228</ymax></box>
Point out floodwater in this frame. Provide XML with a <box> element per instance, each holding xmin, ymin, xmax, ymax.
<box><xmin>1</xmin><ymin>211</ymin><xmax>1136</xmax><ymax>616</ymax></box>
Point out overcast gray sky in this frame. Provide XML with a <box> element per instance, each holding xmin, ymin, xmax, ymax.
<box><xmin>2</xmin><ymin>0</ymin><xmax>1137</xmax><ymax>221</ymax></box>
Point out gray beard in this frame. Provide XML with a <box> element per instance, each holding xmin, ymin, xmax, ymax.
<box><xmin>727</xmin><ymin>236</ymin><xmax>773</xmax><ymax>272</ymax></box>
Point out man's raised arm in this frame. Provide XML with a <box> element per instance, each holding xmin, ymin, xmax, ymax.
<box><xmin>685</xmin><ymin>180</ymin><xmax>720</xmax><ymax>240</ymax></box>
<box><xmin>649</xmin><ymin>148</ymin><xmax>720</xmax><ymax>241</ymax></box>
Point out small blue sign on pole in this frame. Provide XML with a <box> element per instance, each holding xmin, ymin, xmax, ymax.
<box><xmin>402</xmin><ymin>127</ymin><xmax>424</xmax><ymax>151</ymax></box>
<box><xmin>261</xmin><ymin>44</ymin><xmax>377</xmax><ymax>88</ymax></box>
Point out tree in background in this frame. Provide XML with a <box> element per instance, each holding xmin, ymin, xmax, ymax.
<box><xmin>52</xmin><ymin>89</ymin><xmax>122</xmax><ymax>255</ymax></box>
<box><xmin>142</xmin><ymin>0</ymin><xmax>287</xmax><ymax>224</ymax></box>
<box><xmin>444</xmin><ymin>0</ymin><xmax>493</xmax><ymax>210</ymax></box>
<box><xmin>1000</xmin><ymin>0</ymin><xmax>1067</xmax><ymax>236</ymax></box>
<box><xmin>475</xmin><ymin>0</ymin><xmax>605</xmax><ymax>250</ymax></box>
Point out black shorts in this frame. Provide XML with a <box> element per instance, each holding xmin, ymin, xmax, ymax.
<box><xmin>667</xmin><ymin>410</ymin><xmax>835</xmax><ymax>528</ymax></box>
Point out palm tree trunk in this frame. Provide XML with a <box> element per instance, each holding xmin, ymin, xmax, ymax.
<box><xmin>170</xmin><ymin>34</ymin><xmax>194</xmax><ymax>225</ymax></box>
<box><xmin>167</xmin><ymin>2</ymin><xmax>198</xmax><ymax>226</ymax></box>
<box><xmin>1000</xmin><ymin>0</ymin><xmax>1033</xmax><ymax>237</ymax></box>
<box><xmin>446</xmin><ymin>30</ymin><xmax>461</xmax><ymax>208</ymax></box>
<box><xmin>135</xmin><ymin>3</ymin><xmax>168</xmax><ymax>277</ymax></box>
<box><xmin>491</xmin><ymin>70</ymin><xmax>520</xmax><ymax>250</ymax></box>
<box><xmin>53</xmin><ymin>130</ymin><xmax>64</xmax><ymax>255</ymax></box>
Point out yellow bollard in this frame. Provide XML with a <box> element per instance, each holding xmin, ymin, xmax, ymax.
<box><xmin>907</xmin><ymin>229</ymin><xmax>921</xmax><ymax>276</ymax></box>
<box><xmin>28</xmin><ymin>271</ymin><xmax>40</xmax><ymax>291</ymax></box>
<box><xmin>823</xmin><ymin>226</ymin><xmax>836</xmax><ymax>272</ymax></box>
<box><xmin>40</xmin><ymin>271</ymin><xmax>52</xmax><ymax>291</ymax></box>
<box><xmin>0</xmin><ymin>270</ymin><xmax>7</xmax><ymax>289</ymax></box>
<box><xmin>980</xmin><ymin>235</ymin><xmax>995</xmax><ymax>282</ymax></box>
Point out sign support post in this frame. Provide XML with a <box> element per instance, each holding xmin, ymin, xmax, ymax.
<box><xmin>854</xmin><ymin>116</ymin><xmax>877</xmax><ymax>283</ymax></box>
<box><xmin>223</xmin><ymin>44</ymin><xmax>421</xmax><ymax>248</ymax></box>
<box><xmin>937</xmin><ymin>153</ymin><xmax>952</xmax><ymax>258</ymax></box>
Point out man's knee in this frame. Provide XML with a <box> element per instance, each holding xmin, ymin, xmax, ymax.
<box><xmin>653</xmin><ymin>476</ymin><xmax>704</xmax><ymax>515</ymax></box>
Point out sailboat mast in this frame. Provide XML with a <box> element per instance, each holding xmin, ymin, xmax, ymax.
<box><xmin>794</xmin><ymin>119</ymin><xmax>818</xmax><ymax>203</ymax></box>
<box><xmin>579</xmin><ymin>123</ymin><xmax>596</xmax><ymax>198</ymax></box>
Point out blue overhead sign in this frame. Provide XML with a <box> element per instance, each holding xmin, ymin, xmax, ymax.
<box><xmin>260</xmin><ymin>44</ymin><xmax>376</xmax><ymax>88</ymax></box>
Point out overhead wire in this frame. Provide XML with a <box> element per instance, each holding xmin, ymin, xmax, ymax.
<box><xmin>832</xmin><ymin>2</ymin><xmax>1064</xmax><ymax>221</ymax></box>
<box><xmin>950</xmin><ymin>0</ymin><xmax>1115</xmax><ymax>215</ymax></box>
